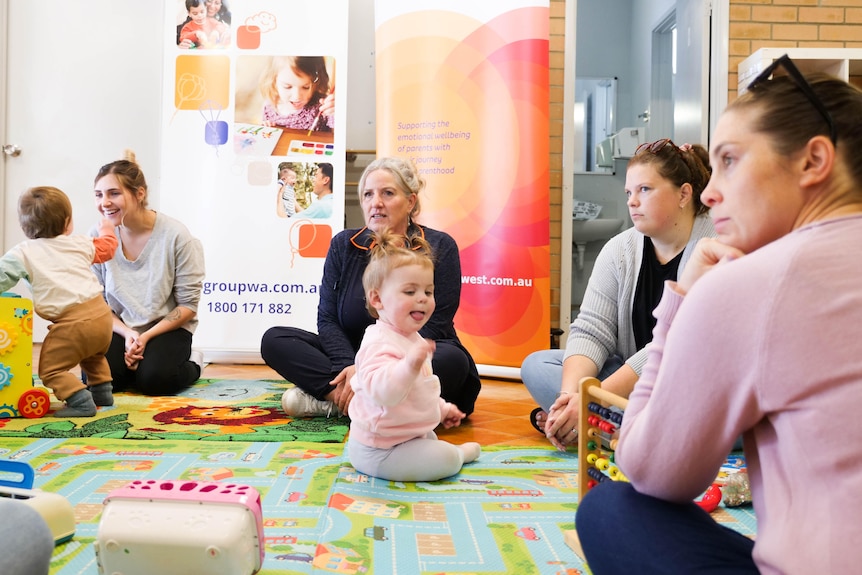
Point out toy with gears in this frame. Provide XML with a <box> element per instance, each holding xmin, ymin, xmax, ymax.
<box><xmin>0</xmin><ymin>294</ymin><xmax>50</xmax><ymax>418</ymax></box>
<box><xmin>0</xmin><ymin>321</ymin><xmax>18</xmax><ymax>356</ymax></box>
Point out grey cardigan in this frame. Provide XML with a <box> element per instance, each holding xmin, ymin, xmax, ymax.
<box><xmin>564</xmin><ymin>214</ymin><xmax>715</xmax><ymax>375</ymax></box>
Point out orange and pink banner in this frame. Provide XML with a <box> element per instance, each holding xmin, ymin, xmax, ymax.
<box><xmin>375</xmin><ymin>0</ymin><xmax>550</xmax><ymax>368</ymax></box>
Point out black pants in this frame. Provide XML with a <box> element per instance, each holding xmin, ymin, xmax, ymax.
<box><xmin>260</xmin><ymin>326</ymin><xmax>481</xmax><ymax>415</ymax></box>
<box><xmin>576</xmin><ymin>481</ymin><xmax>758</xmax><ymax>574</ymax></box>
<box><xmin>106</xmin><ymin>329</ymin><xmax>199</xmax><ymax>396</ymax></box>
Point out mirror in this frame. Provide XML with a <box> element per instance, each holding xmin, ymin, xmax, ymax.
<box><xmin>573</xmin><ymin>77</ymin><xmax>616</xmax><ymax>174</ymax></box>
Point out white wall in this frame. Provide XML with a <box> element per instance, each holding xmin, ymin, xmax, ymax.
<box><xmin>1</xmin><ymin>0</ymin><xmax>380</xmax><ymax>342</ymax></box>
<box><xmin>346</xmin><ymin>0</ymin><xmax>377</xmax><ymax>151</ymax></box>
<box><xmin>575</xmin><ymin>0</ymin><xmax>633</xmax><ymax>126</ymax></box>
<box><xmin>1</xmin><ymin>0</ymin><xmax>379</xmax><ymax>249</ymax></box>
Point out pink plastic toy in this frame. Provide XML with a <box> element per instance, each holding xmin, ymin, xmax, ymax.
<box><xmin>96</xmin><ymin>479</ymin><xmax>264</xmax><ymax>575</ymax></box>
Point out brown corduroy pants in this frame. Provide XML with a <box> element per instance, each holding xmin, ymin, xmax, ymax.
<box><xmin>38</xmin><ymin>296</ymin><xmax>113</xmax><ymax>401</ymax></box>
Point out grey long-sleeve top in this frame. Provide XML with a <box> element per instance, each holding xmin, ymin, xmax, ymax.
<box><xmin>91</xmin><ymin>212</ymin><xmax>205</xmax><ymax>334</ymax></box>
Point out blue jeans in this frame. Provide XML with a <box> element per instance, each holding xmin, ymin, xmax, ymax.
<box><xmin>576</xmin><ymin>481</ymin><xmax>757</xmax><ymax>574</ymax></box>
<box><xmin>520</xmin><ymin>349</ymin><xmax>625</xmax><ymax>412</ymax></box>
<box><xmin>522</xmin><ymin>349</ymin><xmax>745</xmax><ymax>451</ymax></box>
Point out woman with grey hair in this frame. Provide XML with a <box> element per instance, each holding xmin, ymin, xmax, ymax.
<box><xmin>262</xmin><ymin>156</ymin><xmax>481</xmax><ymax>419</ymax></box>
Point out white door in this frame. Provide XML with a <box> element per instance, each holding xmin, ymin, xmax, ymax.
<box><xmin>1</xmin><ymin>0</ymin><xmax>164</xmax><ymax>339</ymax></box>
<box><xmin>674</xmin><ymin>0</ymin><xmax>711</xmax><ymax>145</ymax></box>
<box><xmin>647</xmin><ymin>0</ymin><xmax>711</xmax><ymax>146</ymax></box>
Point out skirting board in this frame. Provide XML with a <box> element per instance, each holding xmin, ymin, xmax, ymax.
<box><xmin>196</xmin><ymin>350</ymin><xmax>524</xmax><ymax>381</ymax></box>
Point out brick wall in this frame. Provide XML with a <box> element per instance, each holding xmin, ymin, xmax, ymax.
<box><xmin>728</xmin><ymin>0</ymin><xmax>862</xmax><ymax>101</ymax></box>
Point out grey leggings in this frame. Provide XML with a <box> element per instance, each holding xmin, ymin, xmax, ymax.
<box><xmin>348</xmin><ymin>432</ymin><xmax>466</xmax><ymax>482</ymax></box>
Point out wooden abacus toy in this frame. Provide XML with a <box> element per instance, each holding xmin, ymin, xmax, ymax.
<box><xmin>576</xmin><ymin>376</ymin><xmax>629</xmax><ymax>499</ymax></box>
<box><xmin>565</xmin><ymin>377</ymin><xmax>734</xmax><ymax>560</ymax></box>
<box><xmin>564</xmin><ymin>376</ymin><xmax>629</xmax><ymax>559</ymax></box>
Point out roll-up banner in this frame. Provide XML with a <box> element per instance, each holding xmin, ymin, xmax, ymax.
<box><xmin>161</xmin><ymin>0</ymin><xmax>349</xmax><ymax>362</ymax></box>
<box><xmin>375</xmin><ymin>0</ymin><xmax>550</xmax><ymax>370</ymax></box>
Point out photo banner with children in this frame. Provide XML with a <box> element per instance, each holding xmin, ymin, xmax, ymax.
<box><xmin>374</xmin><ymin>0</ymin><xmax>550</xmax><ymax>369</ymax></box>
<box><xmin>160</xmin><ymin>0</ymin><xmax>348</xmax><ymax>361</ymax></box>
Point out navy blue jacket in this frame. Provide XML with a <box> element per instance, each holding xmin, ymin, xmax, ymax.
<box><xmin>317</xmin><ymin>225</ymin><xmax>478</xmax><ymax>381</ymax></box>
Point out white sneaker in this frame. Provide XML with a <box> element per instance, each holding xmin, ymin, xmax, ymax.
<box><xmin>281</xmin><ymin>387</ymin><xmax>341</xmax><ymax>417</ymax></box>
<box><xmin>189</xmin><ymin>350</ymin><xmax>207</xmax><ymax>373</ymax></box>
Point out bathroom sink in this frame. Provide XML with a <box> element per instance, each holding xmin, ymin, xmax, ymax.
<box><xmin>572</xmin><ymin>218</ymin><xmax>624</xmax><ymax>244</ymax></box>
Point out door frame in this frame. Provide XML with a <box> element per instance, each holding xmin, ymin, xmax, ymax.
<box><xmin>709</xmin><ymin>0</ymin><xmax>730</xmax><ymax>141</ymax></box>
<box><xmin>1</xmin><ymin>0</ymin><xmax>8</xmax><ymax>251</ymax></box>
<box><xmin>559</xmin><ymin>0</ymin><xmax>730</xmax><ymax>340</ymax></box>
<box><xmin>559</xmin><ymin>0</ymin><xmax>577</xmax><ymax>336</ymax></box>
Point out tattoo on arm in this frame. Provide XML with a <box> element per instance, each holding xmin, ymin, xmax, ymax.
<box><xmin>165</xmin><ymin>308</ymin><xmax>183</xmax><ymax>322</ymax></box>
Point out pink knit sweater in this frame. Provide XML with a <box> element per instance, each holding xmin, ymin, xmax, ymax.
<box><xmin>618</xmin><ymin>215</ymin><xmax>862</xmax><ymax>574</ymax></box>
<box><xmin>349</xmin><ymin>322</ymin><xmax>450</xmax><ymax>449</ymax></box>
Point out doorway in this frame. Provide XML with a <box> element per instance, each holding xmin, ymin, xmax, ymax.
<box><xmin>560</xmin><ymin>0</ymin><xmax>723</xmax><ymax>333</ymax></box>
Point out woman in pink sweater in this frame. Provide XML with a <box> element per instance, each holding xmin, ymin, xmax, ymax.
<box><xmin>576</xmin><ymin>56</ymin><xmax>862</xmax><ymax>574</ymax></box>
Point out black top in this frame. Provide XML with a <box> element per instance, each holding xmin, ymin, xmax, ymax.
<box><xmin>632</xmin><ymin>237</ymin><xmax>684</xmax><ymax>350</ymax></box>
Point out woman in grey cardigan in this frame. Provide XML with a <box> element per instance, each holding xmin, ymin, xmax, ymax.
<box><xmin>522</xmin><ymin>140</ymin><xmax>714</xmax><ymax>450</ymax></box>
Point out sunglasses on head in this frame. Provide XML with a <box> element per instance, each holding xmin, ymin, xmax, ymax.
<box><xmin>636</xmin><ymin>138</ymin><xmax>682</xmax><ymax>156</ymax></box>
<box><xmin>747</xmin><ymin>54</ymin><xmax>837</xmax><ymax>145</ymax></box>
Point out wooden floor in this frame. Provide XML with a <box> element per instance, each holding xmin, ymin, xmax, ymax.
<box><xmin>203</xmin><ymin>362</ymin><xmax>550</xmax><ymax>448</ymax></box>
<box><xmin>34</xmin><ymin>344</ymin><xmax>549</xmax><ymax>448</ymax></box>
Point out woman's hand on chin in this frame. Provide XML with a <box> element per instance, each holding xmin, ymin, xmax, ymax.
<box><xmin>676</xmin><ymin>238</ymin><xmax>745</xmax><ymax>294</ymax></box>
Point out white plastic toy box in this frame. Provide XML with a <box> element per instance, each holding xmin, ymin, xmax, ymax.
<box><xmin>0</xmin><ymin>460</ymin><xmax>76</xmax><ymax>545</ymax></box>
<box><xmin>95</xmin><ymin>479</ymin><xmax>264</xmax><ymax>575</ymax></box>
